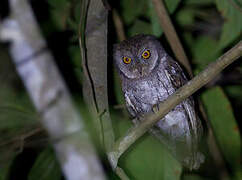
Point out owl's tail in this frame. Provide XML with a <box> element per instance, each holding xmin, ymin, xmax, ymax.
<box><xmin>183</xmin><ymin>151</ymin><xmax>205</xmax><ymax>170</ymax></box>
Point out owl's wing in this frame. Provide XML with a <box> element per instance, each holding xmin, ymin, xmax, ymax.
<box><xmin>164</xmin><ymin>57</ymin><xmax>204</xmax><ymax>168</ymax></box>
<box><xmin>164</xmin><ymin>57</ymin><xmax>188</xmax><ymax>89</ymax></box>
<box><xmin>124</xmin><ymin>92</ymin><xmax>138</xmax><ymax>117</ymax></box>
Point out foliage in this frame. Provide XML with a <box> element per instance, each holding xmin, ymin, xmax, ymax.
<box><xmin>0</xmin><ymin>0</ymin><xmax>241</xmax><ymax>179</ymax></box>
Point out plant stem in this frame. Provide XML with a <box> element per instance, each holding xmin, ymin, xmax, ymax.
<box><xmin>112</xmin><ymin>9</ymin><xmax>126</xmax><ymax>42</ymax></box>
<box><xmin>151</xmin><ymin>0</ymin><xmax>193</xmax><ymax>76</ymax></box>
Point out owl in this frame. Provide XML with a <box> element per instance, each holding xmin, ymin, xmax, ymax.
<box><xmin>113</xmin><ymin>34</ymin><xmax>204</xmax><ymax>170</ymax></box>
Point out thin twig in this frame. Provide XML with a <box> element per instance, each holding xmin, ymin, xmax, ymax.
<box><xmin>108</xmin><ymin>41</ymin><xmax>242</xmax><ymax>169</ymax></box>
<box><xmin>151</xmin><ymin>0</ymin><xmax>193</xmax><ymax>77</ymax></box>
<box><xmin>0</xmin><ymin>127</ymin><xmax>44</xmax><ymax>147</ymax></box>
<box><xmin>112</xmin><ymin>9</ymin><xmax>126</xmax><ymax>42</ymax></box>
<box><xmin>115</xmin><ymin>166</ymin><xmax>130</xmax><ymax>180</ymax></box>
<box><xmin>227</xmin><ymin>0</ymin><xmax>242</xmax><ymax>13</ymax></box>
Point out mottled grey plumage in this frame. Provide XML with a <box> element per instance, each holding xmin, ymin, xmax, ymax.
<box><xmin>113</xmin><ymin>34</ymin><xmax>204</xmax><ymax>170</ymax></box>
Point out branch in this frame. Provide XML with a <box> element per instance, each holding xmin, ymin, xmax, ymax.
<box><xmin>0</xmin><ymin>0</ymin><xmax>106</xmax><ymax>179</ymax></box>
<box><xmin>151</xmin><ymin>0</ymin><xmax>193</xmax><ymax>76</ymax></box>
<box><xmin>227</xmin><ymin>0</ymin><xmax>242</xmax><ymax>13</ymax></box>
<box><xmin>108</xmin><ymin>41</ymin><xmax>242</xmax><ymax>169</ymax></box>
<box><xmin>112</xmin><ymin>9</ymin><xmax>126</xmax><ymax>42</ymax></box>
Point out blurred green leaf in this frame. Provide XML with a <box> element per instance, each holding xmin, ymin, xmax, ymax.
<box><xmin>201</xmin><ymin>87</ymin><xmax>241</xmax><ymax>170</ymax></box>
<box><xmin>128</xmin><ymin>20</ymin><xmax>152</xmax><ymax>36</ymax></box>
<box><xmin>113</xmin><ymin>71</ymin><xmax>125</xmax><ymax>106</ymax></box>
<box><xmin>0</xmin><ymin>158</ymin><xmax>14</xmax><ymax>180</ymax></box>
<box><xmin>183</xmin><ymin>174</ymin><xmax>211</xmax><ymax>180</ymax></box>
<box><xmin>164</xmin><ymin>0</ymin><xmax>181</xmax><ymax>13</ymax></box>
<box><xmin>121</xmin><ymin>0</ymin><xmax>181</xmax><ymax>37</ymax></box>
<box><xmin>148</xmin><ymin>1</ymin><xmax>163</xmax><ymax>37</ymax></box>
<box><xmin>234</xmin><ymin>169</ymin><xmax>242</xmax><ymax>180</ymax></box>
<box><xmin>48</xmin><ymin>0</ymin><xmax>70</xmax><ymax>7</ymax></box>
<box><xmin>191</xmin><ymin>36</ymin><xmax>221</xmax><ymax>70</ymax></box>
<box><xmin>121</xmin><ymin>0</ymin><xmax>148</xmax><ymax>25</ymax></box>
<box><xmin>112</xmin><ymin>114</ymin><xmax>182</xmax><ymax>180</ymax></box>
<box><xmin>185</xmin><ymin>0</ymin><xmax>213</xmax><ymax>5</ymax></box>
<box><xmin>176</xmin><ymin>8</ymin><xmax>195</xmax><ymax>26</ymax></box>
<box><xmin>68</xmin><ymin>45</ymin><xmax>82</xmax><ymax>83</ymax></box>
<box><xmin>0</xmin><ymin>86</ymin><xmax>39</xmax><ymax>144</ymax></box>
<box><xmin>225</xmin><ymin>85</ymin><xmax>242</xmax><ymax>101</ymax></box>
<box><xmin>28</xmin><ymin>147</ymin><xmax>62</xmax><ymax>180</ymax></box>
<box><xmin>215</xmin><ymin>0</ymin><xmax>242</xmax><ymax>50</ymax></box>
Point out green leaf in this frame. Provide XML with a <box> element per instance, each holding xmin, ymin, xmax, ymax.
<box><xmin>128</xmin><ymin>20</ymin><xmax>152</xmax><ymax>37</ymax></box>
<box><xmin>0</xmin><ymin>157</ymin><xmax>14</xmax><ymax>180</ymax></box>
<box><xmin>176</xmin><ymin>8</ymin><xmax>195</xmax><ymax>26</ymax></box>
<box><xmin>201</xmin><ymin>87</ymin><xmax>241</xmax><ymax>170</ymax></box>
<box><xmin>113</xmin><ymin>70</ymin><xmax>125</xmax><ymax>106</ymax></box>
<box><xmin>191</xmin><ymin>36</ymin><xmax>221</xmax><ymax>70</ymax></box>
<box><xmin>28</xmin><ymin>147</ymin><xmax>62</xmax><ymax>180</ymax></box>
<box><xmin>0</xmin><ymin>88</ymin><xmax>38</xmax><ymax>146</ymax></box>
<box><xmin>148</xmin><ymin>1</ymin><xmax>163</xmax><ymax>37</ymax></box>
<box><xmin>225</xmin><ymin>85</ymin><xmax>242</xmax><ymax>101</ymax></box>
<box><xmin>121</xmin><ymin>0</ymin><xmax>181</xmax><ymax>37</ymax></box>
<box><xmin>48</xmin><ymin>0</ymin><xmax>69</xmax><ymax>7</ymax></box>
<box><xmin>215</xmin><ymin>0</ymin><xmax>242</xmax><ymax>50</ymax></box>
<box><xmin>185</xmin><ymin>0</ymin><xmax>213</xmax><ymax>5</ymax></box>
<box><xmin>121</xmin><ymin>0</ymin><xmax>148</xmax><ymax>25</ymax></box>
<box><xmin>112</xmin><ymin>114</ymin><xmax>182</xmax><ymax>180</ymax></box>
<box><xmin>47</xmin><ymin>0</ymin><xmax>73</xmax><ymax>31</ymax></box>
<box><xmin>69</xmin><ymin>45</ymin><xmax>82</xmax><ymax>83</ymax></box>
<box><xmin>183</xmin><ymin>174</ymin><xmax>211</xmax><ymax>180</ymax></box>
<box><xmin>164</xmin><ymin>0</ymin><xmax>181</xmax><ymax>13</ymax></box>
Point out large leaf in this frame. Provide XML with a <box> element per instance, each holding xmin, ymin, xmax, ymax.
<box><xmin>112</xmin><ymin>114</ymin><xmax>182</xmax><ymax>180</ymax></box>
<box><xmin>215</xmin><ymin>0</ymin><xmax>242</xmax><ymax>50</ymax></box>
<box><xmin>191</xmin><ymin>36</ymin><xmax>221</xmax><ymax>70</ymax></box>
<box><xmin>201</xmin><ymin>87</ymin><xmax>241</xmax><ymax>170</ymax></box>
<box><xmin>28</xmin><ymin>147</ymin><xmax>62</xmax><ymax>180</ymax></box>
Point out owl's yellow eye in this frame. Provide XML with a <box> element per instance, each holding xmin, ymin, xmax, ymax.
<box><xmin>123</xmin><ymin>57</ymin><xmax>132</xmax><ymax>64</ymax></box>
<box><xmin>142</xmin><ymin>50</ymin><xmax>151</xmax><ymax>59</ymax></box>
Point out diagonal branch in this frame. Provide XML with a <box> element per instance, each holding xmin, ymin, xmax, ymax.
<box><xmin>151</xmin><ymin>0</ymin><xmax>193</xmax><ymax>76</ymax></box>
<box><xmin>108</xmin><ymin>41</ymin><xmax>242</xmax><ymax>169</ymax></box>
<box><xmin>112</xmin><ymin>9</ymin><xmax>126</xmax><ymax>42</ymax></box>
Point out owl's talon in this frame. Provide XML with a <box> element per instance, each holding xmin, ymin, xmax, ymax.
<box><xmin>152</xmin><ymin>104</ymin><xmax>159</xmax><ymax>114</ymax></box>
<box><xmin>132</xmin><ymin>118</ymin><xmax>140</xmax><ymax>126</ymax></box>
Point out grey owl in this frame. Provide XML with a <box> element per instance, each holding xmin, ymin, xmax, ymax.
<box><xmin>113</xmin><ymin>34</ymin><xmax>204</xmax><ymax>170</ymax></box>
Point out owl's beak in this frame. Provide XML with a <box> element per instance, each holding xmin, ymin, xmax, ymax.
<box><xmin>139</xmin><ymin>66</ymin><xmax>145</xmax><ymax>76</ymax></box>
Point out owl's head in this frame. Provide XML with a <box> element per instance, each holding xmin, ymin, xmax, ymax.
<box><xmin>113</xmin><ymin>34</ymin><xmax>166</xmax><ymax>79</ymax></box>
